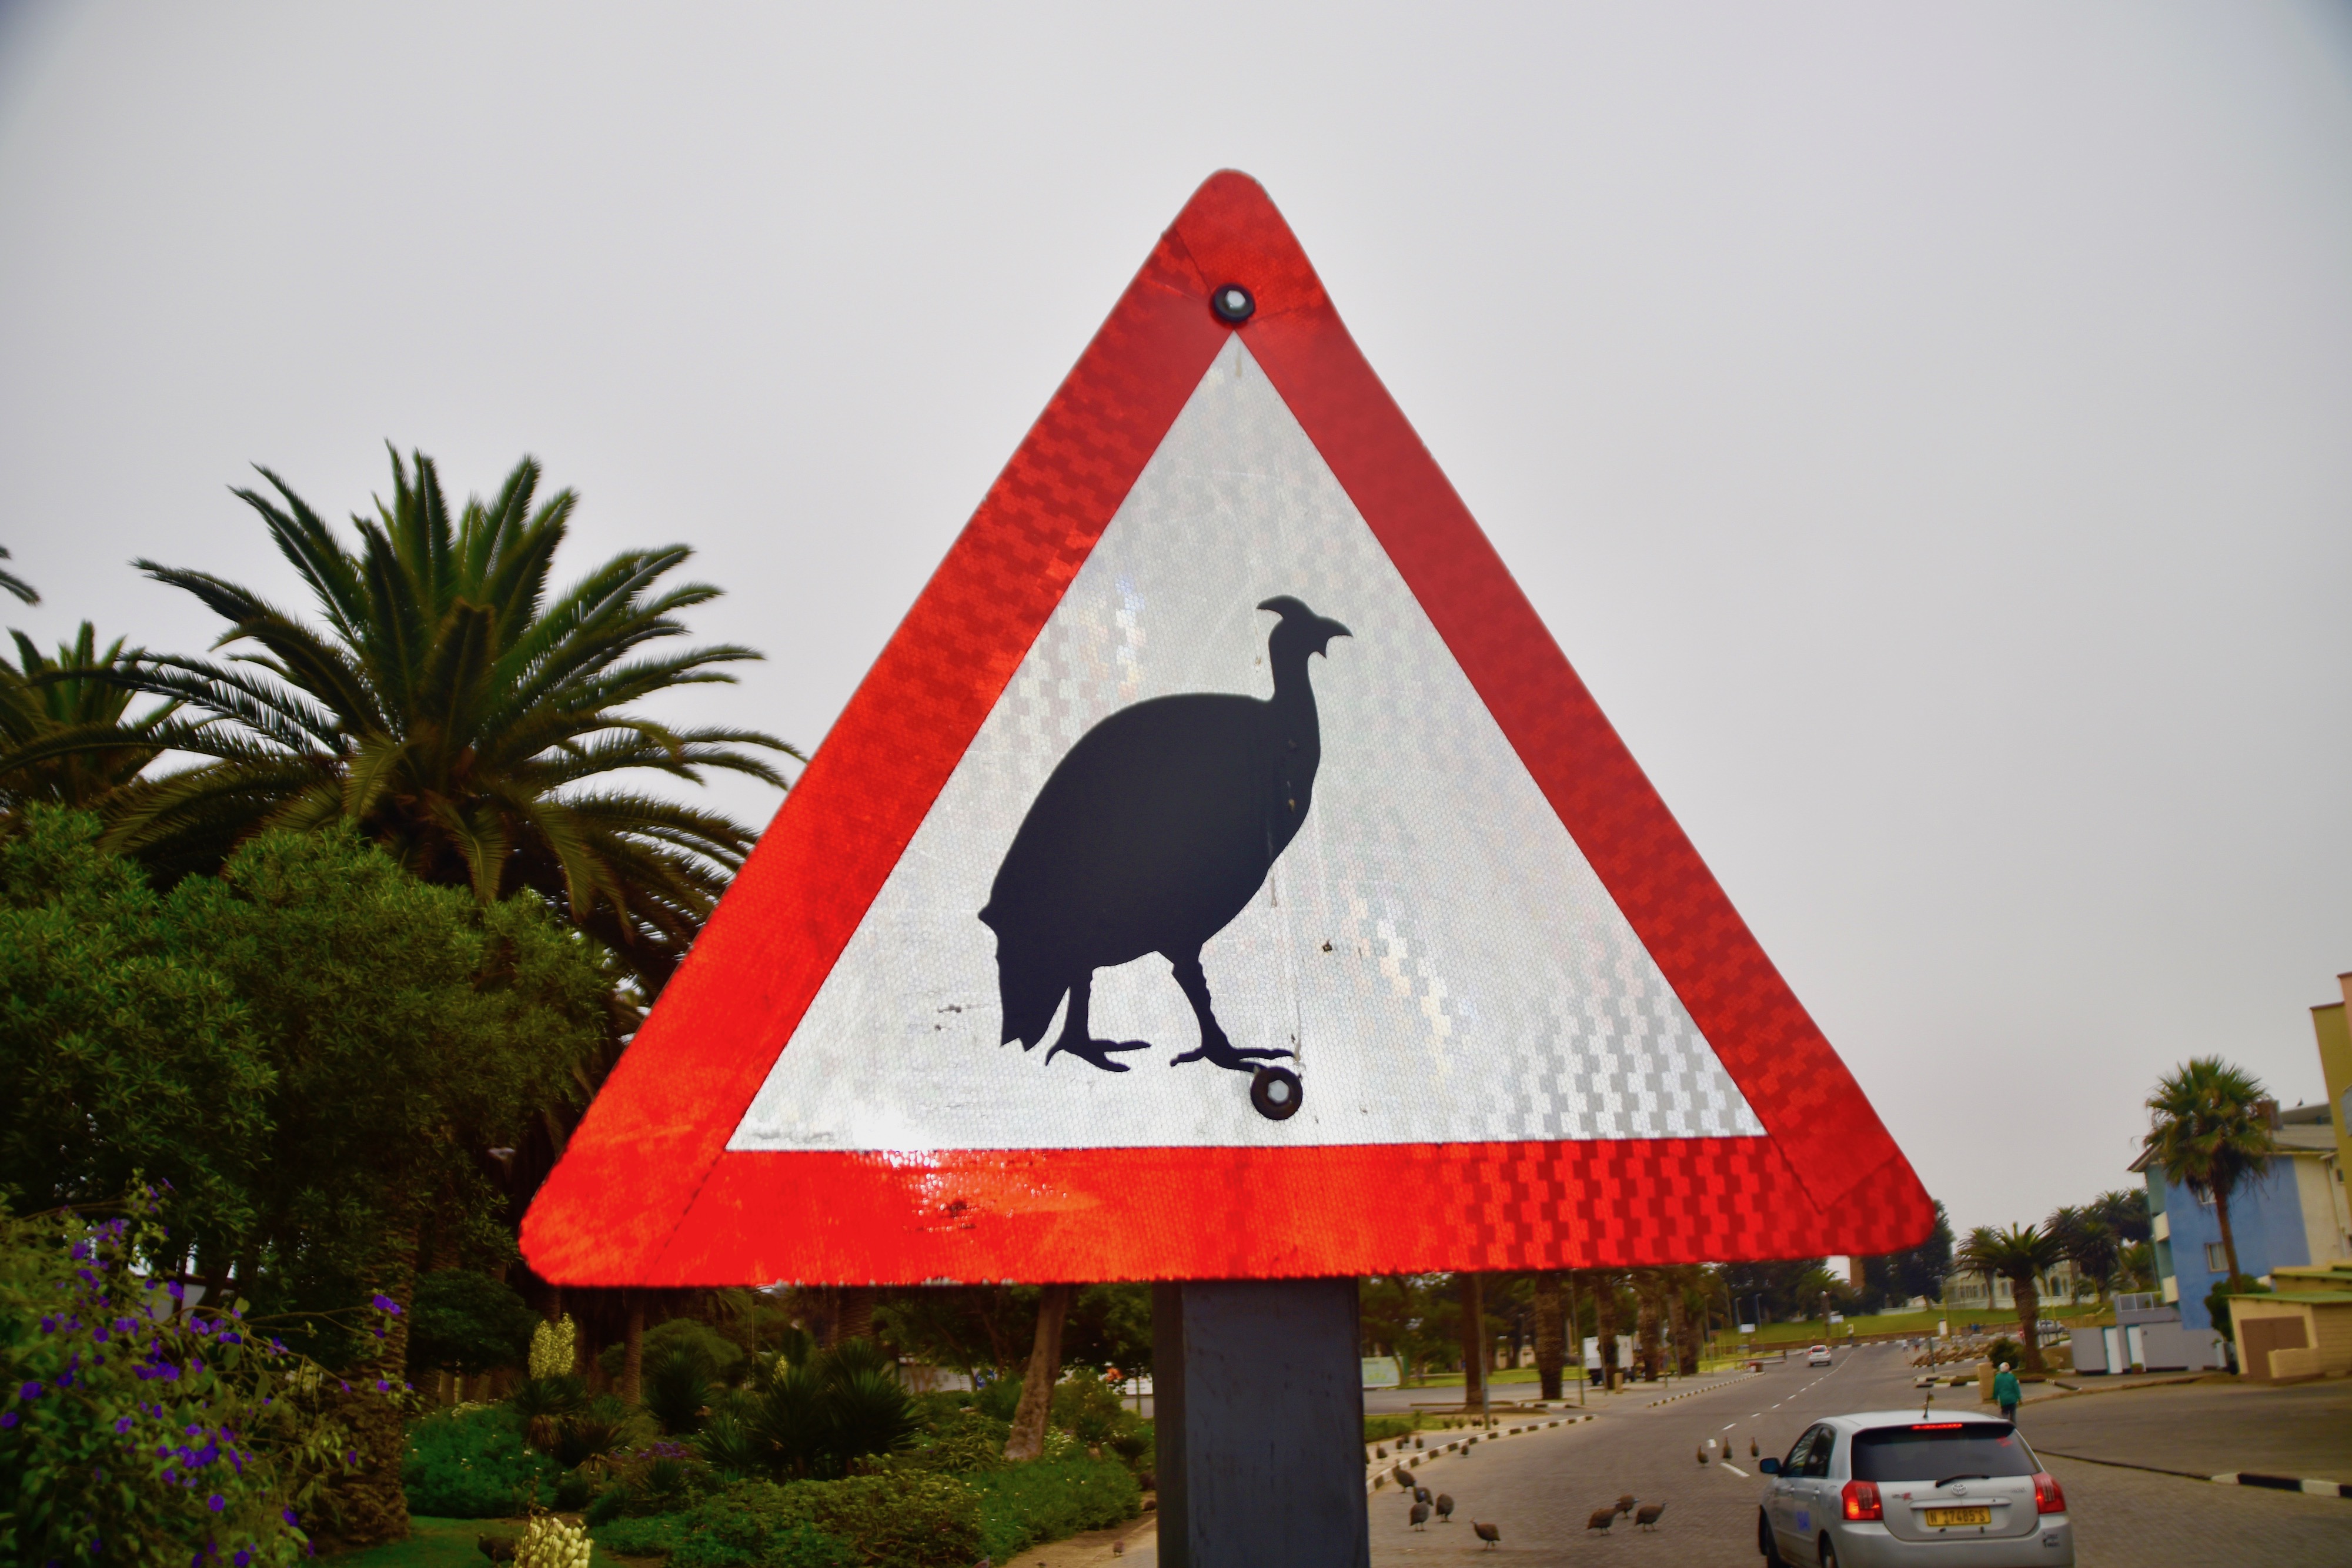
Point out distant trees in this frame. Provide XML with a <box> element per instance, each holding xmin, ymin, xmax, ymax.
<box><xmin>1858</xmin><ymin>1200</ymin><xmax>1954</xmax><ymax>1310</ymax></box>
<box><xmin>2142</xmin><ymin>1057</ymin><xmax>2276</xmax><ymax>1286</ymax></box>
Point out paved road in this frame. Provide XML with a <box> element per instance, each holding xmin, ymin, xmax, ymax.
<box><xmin>1358</xmin><ymin>1343</ymin><xmax>2351</xmax><ymax>1566</ymax></box>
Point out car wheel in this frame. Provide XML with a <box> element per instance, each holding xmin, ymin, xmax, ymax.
<box><xmin>1817</xmin><ymin>1536</ymin><xmax>1838</xmax><ymax>1568</ymax></box>
<box><xmin>1757</xmin><ymin>1510</ymin><xmax>1786</xmax><ymax>1566</ymax></box>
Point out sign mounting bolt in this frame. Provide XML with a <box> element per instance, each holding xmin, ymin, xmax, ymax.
<box><xmin>1212</xmin><ymin>284</ymin><xmax>1255</xmax><ymax>323</ymax></box>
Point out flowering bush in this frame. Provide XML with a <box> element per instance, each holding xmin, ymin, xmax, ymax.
<box><xmin>0</xmin><ymin>1189</ymin><xmax>400</xmax><ymax>1566</ymax></box>
<box><xmin>527</xmin><ymin>1316</ymin><xmax>579</xmax><ymax>1382</ymax></box>
<box><xmin>512</xmin><ymin>1512</ymin><xmax>593</xmax><ymax>1568</ymax></box>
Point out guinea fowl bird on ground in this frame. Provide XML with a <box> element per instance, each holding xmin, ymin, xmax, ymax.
<box><xmin>981</xmin><ymin>596</ymin><xmax>1350</xmax><ymax>1080</ymax></box>
<box><xmin>1585</xmin><ymin>1508</ymin><xmax>1616</xmax><ymax>1533</ymax></box>
<box><xmin>1433</xmin><ymin>1493</ymin><xmax>1454</xmax><ymax>1523</ymax></box>
<box><xmin>1636</xmin><ymin>1502</ymin><xmax>1666</xmax><ymax>1530</ymax></box>
<box><xmin>1472</xmin><ymin>1521</ymin><xmax>1501</xmax><ymax>1549</ymax></box>
<box><xmin>1750</xmin><ymin>1437</ymin><xmax>1759</xmax><ymax>1457</ymax></box>
<box><xmin>1409</xmin><ymin>1502</ymin><xmax>1431</xmax><ymax>1530</ymax></box>
<box><xmin>1394</xmin><ymin>1466</ymin><xmax>1415</xmax><ymax>1490</ymax></box>
<box><xmin>1615</xmin><ymin>1494</ymin><xmax>1638</xmax><ymax>1517</ymax></box>
<box><xmin>1413</xmin><ymin>1487</ymin><xmax>1431</xmax><ymax>1506</ymax></box>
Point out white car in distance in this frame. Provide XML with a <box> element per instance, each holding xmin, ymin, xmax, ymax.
<box><xmin>1808</xmin><ymin>1343</ymin><xmax>1834</xmax><ymax>1366</ymax></box>
<box><xmin>1757</xmin><ymin>1410</ymin><xmax>2072</xmax><ymax>1567</ymax></box>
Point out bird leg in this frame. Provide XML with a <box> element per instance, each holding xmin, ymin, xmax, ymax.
<box><xmin>1165</xmin><ymin>951</ymin><xmax>1292</xmax><ymax>1072</ymax></box>
<box><xmin>1042</xmin><ymin>972</ymin><xmax>1151</xmax><ymax>1072</ymax></box>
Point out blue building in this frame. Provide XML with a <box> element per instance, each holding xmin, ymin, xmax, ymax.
<box><xmin>2133</xmin><ymin>1102</ymin><xmax>2349</xmax><ymax>1330</ymax></box>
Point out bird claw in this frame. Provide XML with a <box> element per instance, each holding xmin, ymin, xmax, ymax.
<box><xmin>1167</xmin><ymin>1039</ymin><xmax>1295</xmax><ymax>1073</ymax></box>
<box><xmin>1044</xmin><ymin>1036</ymin><xmax>1152</xmax><ymax>1072</ymax></box>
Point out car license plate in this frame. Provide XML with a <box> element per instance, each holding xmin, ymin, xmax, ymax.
<box><xmin>1922</xmin><ymin>1507</ymin><xmax>1992</xmax><ymax>1527</ymax></box>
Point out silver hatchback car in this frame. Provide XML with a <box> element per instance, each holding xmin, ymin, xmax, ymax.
<box><xmin>1758</xmin><ymin>1409</ymin><xmax>2074</xmax><ymax>1567</ymax></box>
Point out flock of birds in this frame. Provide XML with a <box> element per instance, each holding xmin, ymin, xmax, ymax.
<box><xmin>1388</xmin><ymin>1459</ymin><xmax>1668</xmax><ymax>1550</ymax></box>
<box><xmin>1385</xmin><ymin>1448</ymin><xmax>1673</xmax><ymax>1552</ymax></box>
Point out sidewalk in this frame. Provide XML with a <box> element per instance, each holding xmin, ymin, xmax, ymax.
<box><xmin>2011</xmin><ymin>1376</ymin><xmax>2352</xmax><ymax>1483</ymax></box>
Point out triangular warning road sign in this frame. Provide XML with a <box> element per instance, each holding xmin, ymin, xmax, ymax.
<box><xmin>524</xmin><ymin>172</ymin><xmax>1932</xmax><ymax>1286</ymax></box>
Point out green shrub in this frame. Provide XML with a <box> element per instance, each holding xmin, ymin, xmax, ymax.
<box><xmin>1984</xmin><ymin>1338</ymin><xmax>2023</xmax><ymax>1371</ymax></box>
<box><xmin>647</xmin><ymin>1340</ymin><xmax>717</xmax><ymax>1435</ymax></box>
<box><xmin>900</xmin><ymin>1406</ymin><xmax>1010</xmax><ymax>1473</ymax></box>
<box><xmin>1108</xmin><ymin>1419</ymin><xmax>1151</xmax><ymax>1469</ymax></box>
<box><xmin>1363</xmin><ymin>1413</ymin><xmax>1418</xmax><ymax>1444</ymax></box>
<box><xmin>1048</xmin><ymin>1375</ymin><xmax>1132</xmax><ymax>1443</ymax></box>
<box><xmin>965</xmin><ymin>1456</ymin><xmax>1141</xmax><ymax>1563</ymax></box>
<box><xmin>972</xmin><ymin>1376</ymin><xmax>1021</xmax><ymax>1422</ymax></box>
<box><xmin>601</xmin><ymin>1317</ymin><xmax>748</xmax><ymax>1388</ymax></box>
<box><xmin>619</xmin><ymin>1472</ymin><xmax>974</xmax><ymax>1568</ymax></box>
<box><xmin>403</xmin><ymin>1403</ymin><xmax>562</xmax><ymax>1517</ymax></box>
<box><xmin>407</xmin><ymin>1269</ymin><xmax>537</xmax><ymax>1379</ymax></box>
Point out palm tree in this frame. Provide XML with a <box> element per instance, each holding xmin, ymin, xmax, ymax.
<box><xmin>2043</xmin><ymin>1206</ymin><xmax>2119</xmax><ymax>1304</ymax></box>
<box><xmin>1956</xmin><ymin>1223</ymin><xmax>2063</xmax><ymax>1372</ymax></box>
<box><xmin>0</xmin><ymin>624</ymin><xmax>179</xmax><ymax>814</ymax></box>
<box><xmin>105</xmin><ymin>449</ymin><xmax>797</xmax><ymax>989</ymax></box>
<box><xmin>0</xmin><ymin>546</ymin><xmax>36</xmax><ymax>606</ymax></box>
<box><xmin>2087</xmin><ymin>1188</ymin><xmax>2151</xmax><ymax>1246</ymax></box>
<box><xmin>2143</xmin><ymin>1058</ymin><xmax>2276</xmax><ymax>1285</ymax></box>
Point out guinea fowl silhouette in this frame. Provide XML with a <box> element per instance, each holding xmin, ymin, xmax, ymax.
<box><xmin>980</xmin><ymin>597</ymin><xmax>1350</xmax><ymax>1096</ymax></box>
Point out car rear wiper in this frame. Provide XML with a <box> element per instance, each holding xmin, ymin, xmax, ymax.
<box><xmin>1932</xmin><ymin>1474</ymin><xmax>1990</xmax><ymax>1488</ymax></box>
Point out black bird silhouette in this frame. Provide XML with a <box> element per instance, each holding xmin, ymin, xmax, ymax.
<box><xmin>1636</xmin><ymin>1502</ymin><xmax>1666</xmax><ymax>1530</ymax></box>
<box><xmin>981</xmin><ymin>597</ymin><xmax>1350</xmax><ymax>1085</ymax></box>
<box><xmin>1434</xmin><ymin>1493</ymin><xmax>1454</xmax><ymax>1522</ymax></box>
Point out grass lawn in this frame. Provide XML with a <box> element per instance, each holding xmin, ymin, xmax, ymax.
<box><xmin>324</xmin><ymin>1516</ymin><xmax>648</xmax><ymax>1568</ymax></box>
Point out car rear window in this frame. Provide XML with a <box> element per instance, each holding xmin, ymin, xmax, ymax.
<box><xmin>1851</xmin><ymin>1423</ymin><xmax>2037</xmax><ymax>1482</ymax></box>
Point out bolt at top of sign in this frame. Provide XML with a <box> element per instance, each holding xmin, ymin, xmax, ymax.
<box><xmin>522</xmin><ymin>170</ymin><xmax>1932</xmax><ymax>1288</ymax></box>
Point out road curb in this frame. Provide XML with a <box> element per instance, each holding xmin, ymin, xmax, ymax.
<box><xmin>2035</xmin><ymin>1448</ymin><xmax>2352</xmax><ymax>1498</ymax></box>
<box><xmin>2211</xmin><ymin>1472</ymin><xmax>2352</xmax><ymax>1499</ymax></box>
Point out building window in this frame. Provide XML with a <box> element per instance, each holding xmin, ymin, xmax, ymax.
<box><xmin>2204</xmin><ymin>1242</ymin><xmax>2227</xmax><ymax>1272</ymax></box>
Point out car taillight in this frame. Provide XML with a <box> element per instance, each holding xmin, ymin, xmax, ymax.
<box><xmin>2033</xmin><ymin>1472</ymin><xmax>2066</xmax><ymax>1514</ymax></box>
<box><xmin>1841</xmin><ymin>1479</ymin><xmax>1882</xmax><ymax>1522</ymax></box>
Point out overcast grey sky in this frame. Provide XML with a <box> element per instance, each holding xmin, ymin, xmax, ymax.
<box><xmin>4</xmin><ymin>2</ymin><xmax>2348</xmax><ymax>1240</ymax></box>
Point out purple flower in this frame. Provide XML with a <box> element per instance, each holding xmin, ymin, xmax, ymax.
<box><xmin>370</xmin><ymin>1294</ymin><xmax>402</xmax><ymax>1315</ymax></box>
<box><xmin>115</xmin><ymin>1416</ymin><xmax>134</xmax><ymax>1434</ymax></box>
<box><xmin>374</xmin><ymin>1380</ymin><xmax>390</xmax><ymax>1392</ymax></box>
<box><xmin>236</xmin><ymin>1553</ymin><xmax>252</xmax><ymax>1567</ymax></box>
<box><xmin>208</xmin><ymin>1492</ymin><xmax>225</xmax><ymax>1512</ymax></box>
<box><xmin>72</xmin><ymin>1241</ymin><xmax>91</xmax><ymax>1261</ymax></box>
<box><xmin>95</xmin><ymin>1326</ymin><xmax>111</xmax><ymax>1343</ymax></box>
<box><xmin>168</xmin><ymin>1281</ymin><xmax>185</xmax><ymax>1301</ymax></box>
<box><xmin>39</xmin><ymin>1315</ymin><xmax>55</xmax><ymax>1333</ymax></box>
<box><xmin>17</xmin><ymin>1381</ymin><xmax>40</xmax><ymax>1400</ymax></box>
<box><xmin>282</xmin><ymin>1507</ymin><xmax>299</xmax><ymax>1527</ymax></box>
<box><xmin>1</xmin><ymin>1412</ymin><xmax>17</xmax><ymax>1429</ymax></box>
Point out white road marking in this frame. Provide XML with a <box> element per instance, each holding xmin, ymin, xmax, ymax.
<box><xmin>1722</xmin><ymin>1422</ymin><xmax>1738</xmax><ymax>1430</ymax></box>
<box><xmin>1720</xmin><ymin>1462</ymin><xmax>1750</xmax><ymax>1478</ymax></box>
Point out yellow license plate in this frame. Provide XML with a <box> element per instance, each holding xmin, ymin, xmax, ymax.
<box><xmin>1922</xmin><ymin>1507</ymin><xmax>1992</xmax><ymax>1527</ymax></box>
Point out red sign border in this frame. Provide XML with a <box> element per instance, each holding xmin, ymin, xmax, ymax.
<box><xmin>524</xmin><ymin>171</ymin><xmax>1932</xmax><ymax>1285</ymax></box>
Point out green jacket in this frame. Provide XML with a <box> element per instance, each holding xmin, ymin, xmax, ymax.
<box><xmin>1992</xmin><ymin>1369</ymin><xmax>2022</xmax><ymax>1407</ymax></box>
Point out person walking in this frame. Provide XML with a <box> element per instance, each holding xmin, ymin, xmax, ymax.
<box><xmin>1992</xmin><ymin>1362</ymin><xmax>2022</xmax><ymax>1423</ymax></box>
